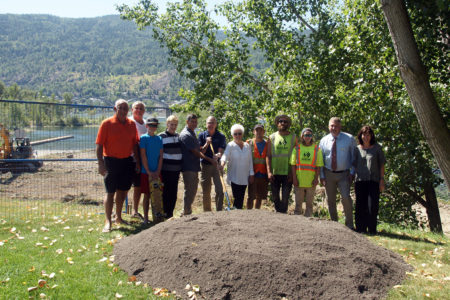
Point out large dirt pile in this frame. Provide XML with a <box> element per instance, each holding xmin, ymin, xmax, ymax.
<box><xmin>114</xmin><ymin>210</ymin><xmax>411</xmax><ymax>299</ymax></box>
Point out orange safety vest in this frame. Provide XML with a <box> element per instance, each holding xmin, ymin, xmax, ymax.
<box><xmin>295</xmin><ymin>144</ymin><xmax>319</xmax><ymax>172</ymax></box>
<box><xmin>248</xmin><ymin>138</ymin><xmax>268</xmax><ymax>174</ymax></box>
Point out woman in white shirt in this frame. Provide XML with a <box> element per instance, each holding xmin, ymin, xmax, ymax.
<box><xmin>220</xmin><ymin>124</ymin><xmax>254</xmax><ymax>209</ymax></box>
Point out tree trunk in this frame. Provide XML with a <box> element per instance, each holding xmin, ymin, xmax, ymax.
<box><xmin>424</xmin><ymin>182</ymin><xmax>443</xmax><ymax>233</ymax></box>
<box><xmin>380</xmin><ymin>0</ymin><xmax>450</xmax><ymax>190</ymax></box>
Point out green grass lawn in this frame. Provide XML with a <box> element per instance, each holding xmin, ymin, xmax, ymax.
<box><xmin>0</xmin><ymin>200</ymin><xmax>448</xmax><ymax>299</ymax></box>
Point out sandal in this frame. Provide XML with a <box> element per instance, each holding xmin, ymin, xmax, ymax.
<box><xmin>131</xmin><ymin>212</ymin><xmax>144</xmax><ymax>220</ymax></box>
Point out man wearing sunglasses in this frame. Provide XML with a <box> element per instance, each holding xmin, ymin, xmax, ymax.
<box><xmin>268</xmin><ymin>115</ymin><xmax>297</xmax><ymax>213</ymax></box>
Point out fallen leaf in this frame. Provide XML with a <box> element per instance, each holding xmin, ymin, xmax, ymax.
<box><xmin>10</xmin><ymin>227</ymin><xmax>16</xmax><ymax>233</ymax></box>
<box><xmin>117</xmin><ymin>281</ymin><xmax>123</xmax><ymax>286</ymax></box>
<box><xmin>35</xmin><ymin>243</ymin><xmax>43</xmax><ymax>246</ymax></box>
<box><xmin>135</xmin><ymin>281</ymin><xmax>142</xmax><ymax>286</ymax></box>
<box><xmin>38</xmin><ymin>279</ymin><xmax>46</xmax><ymax>287</ymax></box>
<box><xmin>192</xmin><ymin>285</ymin><xmax>200</xmax><ymax>292</ymax></box>
<box><xmin>39</xmin><ymin>293</ymin><xmax>46</xmax><ymax>298</ymax></box>
<box><xmin>49</xmin><ymin>273</ymin><xmax>55</xmax><ymax>279</ymax></box>
<box><xmin>29</xmin><ymin>266</ymin><xmax>36</xmax><ymax>272</ymax></box>
<box><xmin>98</xmin><ymin>257</ymin><xmax>107</xmax><ymax>262</ymax></box>
<box><xmin>185</xmin><ymin>284</ymin><xmax>191</xmax><ymax>290</ymax></box>
<box><xmin>0</xmin><ymin>242</ymin><xmax>3</xmax><ymax>246</ymax></box>
<box><xmin>393</xmin><ymin>285</ymin><xmax>402</xmax><ymax>289</ymax></box>
<box><xmin>56</xmin><ymin>249</ymin><xmax>63</xmax><ymax>255</ymax></box>
<box><xmin>40</xmin><ymin>227</ymin><xmax>49</xmax><ymax>232</ymax></box>
<box><xmin>63</xmin><ymin>226</ymin><xmax>70</xmax><ymax>230</ymax></box>
<box><xmin>51</xmin><ymin>285</ymin><xmax>58</xmax><ymax>289</ymax></box>
<box><xmin>28</xmin><ymin>286</ymin><xmax>38</xmax><ymax>292</ymax></box>
<box><xmin>115</xmin><ymin>292</ymin><xmax>123</xmax><ymax>298</ymax></box>
<box><xmin>187</xmin><ymin>290</ymin><xmax>195</xmax><ymax>297</ymax></box>
<box><xmin>113</xmin><ymin>267</ymin><xmax>118</xmax><ymax>273</ymax></box>
<box><xmin>128</xmin><ymin>275</ymin><xmax>136</xmax><ymax>282</ymax></box>
<box><xmin>32</xmin><ymin>229</ymin><xmax>37</xmax><ymax>233</ymax></box>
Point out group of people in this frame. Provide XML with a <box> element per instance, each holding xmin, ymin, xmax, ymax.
<box><xmin>96</xmin><ymin>99</ymin><xmax>385</xmax><ymax>235</ymax></box>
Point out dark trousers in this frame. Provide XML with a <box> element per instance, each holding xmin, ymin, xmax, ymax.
<box><xmin>161</xmin><ymin>170</ymin><xmax>180</xmax><ymax>218</ymax></box>
<box><xmin>271</xmin><ymin>175</ymin><xmax>292</xmax><ymax>213</ymax></box>
<box><xmin>231</xmin><ymin>182</ymin><xmax>247</xmax><ymax>209</ymax></box>
<box><xmin>355</xmin><ymin>181</ymin><xmax>380</xmax><ymax>234</ymax></box>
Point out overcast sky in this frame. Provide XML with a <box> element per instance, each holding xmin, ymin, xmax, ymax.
<box><xmin>0</xmin><ymin>0</ymin><xmax>226</xmax><ymax>18</ymax></box>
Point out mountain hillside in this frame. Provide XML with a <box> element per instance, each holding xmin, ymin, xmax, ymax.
<box><xmin>0</xmin><ymin>14</ymin><xmax>184</xmax><ymax>101</ymax></box>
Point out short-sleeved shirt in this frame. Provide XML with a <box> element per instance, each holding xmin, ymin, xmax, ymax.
<box><xmin>179</xmin><ymin>126</ymin><xmax>201</xmax><ymax>172</ymax></box>
<box><xmin>96</xmin><ymin>115</ymin><xmax>139</xmax><ymax>159</ymax></box>
<box><xmin>353</xmin><ymin>143</ymin><xmax>386</xmax><ymax>182</ymax></box>
<box><xmin>290</xmin><ymin>144</ymin><xmax>324</xmax><ymax>187</ymax></box>
<box><xmin>139</xmin><ymin>134</ymin><xmax>163</xmax><ymax>173</ymax></box>
<box><xmin>198</xmin><ymin>130</ymin><xmax>227</xmax><ymax>165</ymax></box>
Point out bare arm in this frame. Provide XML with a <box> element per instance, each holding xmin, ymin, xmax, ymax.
<box><xmin>266</xmin><ymin>139</ymin><xmax>273</xmax><ymax>182</ymax></box>
<box><xmin>96</xmin><ymin>144</ymin><xmax>106</xmax><ymax>176</ymax></box>
<box><xmin>140</xmin><ymin>147</ymin><xmax>151</xmax><ymax>175</ymax></box>
<box><xmin>190</xmin><ymin>148</ymin><xmax>217</xmax><ymax>165</ymax></box>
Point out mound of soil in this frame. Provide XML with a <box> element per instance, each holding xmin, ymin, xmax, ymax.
<box><xmin>114</xmin><ymin>210</ymin><xmax>411</xmax><ymax>299</ymax></box>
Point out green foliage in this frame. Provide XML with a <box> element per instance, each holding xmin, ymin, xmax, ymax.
<box><xmin>119</xmin><ymin>0</ymin><xmax>448</xmax><ymax>229</ymax></box>
<box><xmin>0</xmin><ymin>14</ymin><xmax>191</xmax><ymax>101</ymax></box>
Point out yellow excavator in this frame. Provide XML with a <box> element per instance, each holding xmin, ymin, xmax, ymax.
<box><xmin>0</xmin><ymin>123</ymin><xmax>41</xmax><ymax>173</ymax></box>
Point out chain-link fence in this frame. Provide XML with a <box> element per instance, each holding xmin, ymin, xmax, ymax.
<box><xmin>0</xmin><ymin>99</ymin><xmax>170</xmax><ymax>222</ymax></box>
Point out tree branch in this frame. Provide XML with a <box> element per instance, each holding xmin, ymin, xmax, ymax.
<box><xmin>405</xmin><ymin>187</ymin><xmax>427</xmax><ymax>208</ymax></box>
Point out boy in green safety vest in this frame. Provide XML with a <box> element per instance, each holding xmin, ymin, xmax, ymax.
<box><xmin>268</xmin><ymin>115</ymin><xmax>297</xmax><ymax>213</ymax></box>
<box><xmin>290</xmin><ymin>128</ymin><xmax>324</xmax><ymax>217</ymax></box>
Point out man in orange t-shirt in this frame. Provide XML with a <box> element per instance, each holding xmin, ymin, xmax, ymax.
<box><xmin>96</xmin><ymin>99</ymin><xmax>139</xmax><ymax>233</ymax></box>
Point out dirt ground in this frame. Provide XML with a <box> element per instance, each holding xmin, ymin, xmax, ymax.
<box><xmin>114</xmin><ymin>210</ymin><xmax>412</xmax><ymax>300</ymax></box>
<box><xmin>1</xmin><ymin>149</ymin><xmax>449</xmax><ymax>235</ymax></box>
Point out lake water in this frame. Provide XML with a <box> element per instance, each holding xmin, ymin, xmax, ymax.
<box><xmin>26</xmin><ymin>126</ymin><xmax>100</xmax><ymax>152</ymax></box>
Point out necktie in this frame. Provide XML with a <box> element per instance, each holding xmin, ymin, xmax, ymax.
<box><xmin>331</xmin><ymin>137</ymin><xmax>337</xmax><ymax>171</ymax></box>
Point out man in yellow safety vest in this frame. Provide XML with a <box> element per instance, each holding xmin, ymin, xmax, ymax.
<box><xmin>290</xmin><ymin>128</ymin><xmax>324</xmax><ymax>216</ymax></box>
<box><xmin>268</xmin><ymin>115</ymin><xmax>297</xmax><ymax>213</ymax></box>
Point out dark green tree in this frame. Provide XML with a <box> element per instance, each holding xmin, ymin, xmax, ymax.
<box><xmin>118</xmin><ymin>0</ymin><xmax>448</xmax><ymax>230</ymax></box>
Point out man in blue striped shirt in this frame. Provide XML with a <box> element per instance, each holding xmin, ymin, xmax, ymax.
<box><xmin>319</xmin><ymin>117</ymin><xmax>356</xmax><ymax>229</ymax></box>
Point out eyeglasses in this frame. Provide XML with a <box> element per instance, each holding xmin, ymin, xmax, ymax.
<box><xmin>233</xmin><ymin>132</ymin><xmax>243</xmax><ymax>136</ymax></box>
<box><xmin>278</xmin><ymin>120</ymin><xmax>288</xmax><ymax>124</ymax></box>
<box><xmin>148</xmin><ymin>124</ymin><xmax>158</xmax><ymax>128</ymax></box>
<box><xmin>304</xmin><ymin>134</ymin><xmax>312</xmax><ymax>137</ymax></box>
<box><xmin>133</xmin><ymin>107</ymin><xmax>145</xmax><ymax>111</ymax></box>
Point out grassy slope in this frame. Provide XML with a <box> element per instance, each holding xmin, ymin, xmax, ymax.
<box><xmin>0</xmin><ymin>201</ymin><xmax>448</xmax><ymax>299</ymax></box>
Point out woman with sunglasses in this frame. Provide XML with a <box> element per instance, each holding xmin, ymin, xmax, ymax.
<box><xmin>290</xmin><ymin>128</ymin><xmax>323</xmax><ymax>217</ymax></box>
<box><xmin>220</xmin><ymin>124</ymin><xmax>254</xmax><ymax>209</ymax></box>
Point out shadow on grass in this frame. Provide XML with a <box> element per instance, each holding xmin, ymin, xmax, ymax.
<box><xmin>375</xmin><ymin>229</ymin><xmax>445</xmax><ymax>245</ymax></box>
<box><xmin>114</xmin><ymin>219</ymin><xmax>157</xmax><ymax>236</ymax></box>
